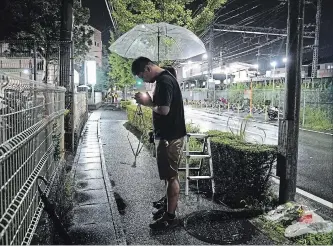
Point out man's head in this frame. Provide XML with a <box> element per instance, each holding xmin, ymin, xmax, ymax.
<box><xmin>131</xmin><ymin>57</ymin><xmax>162</xmax><ymax>83</ymax></box>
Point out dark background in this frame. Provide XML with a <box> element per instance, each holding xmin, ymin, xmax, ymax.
<box><xmin>1</xmin><ymin>0</ymin><xmax>332</xmax><ymax>66</ymax></box>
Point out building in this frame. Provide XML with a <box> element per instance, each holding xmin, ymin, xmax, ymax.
<box><xmin>179</xmin><ymin>56</ymin><xmax>333</xmax><ymax>89</ymax></box>
<box><xmin>86</xmin><ymin>27</ymin><xmax>102</xmax><ymax>67</ymax></box>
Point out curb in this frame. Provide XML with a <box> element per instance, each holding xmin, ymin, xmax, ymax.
<box><xmin>97</xmin><ymin>118</ymin><xmax>127</xmax><ymax>245</ymax></box>
<box><xmin>70</xmin><ymin>113</ymin><xmax>91</xmax><ymax>186</ymax></box>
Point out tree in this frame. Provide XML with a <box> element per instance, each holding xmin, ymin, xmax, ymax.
<box><xmin>95</xmin><ymin>46</ymin><xmax>111</xmax><ymax>92</ymax></box>
<box><xmin>5</xmin><ymin>0</ymin><xmax>93</xmax><ymax>64</ymax></box>
<box><xmin>108</xmin><ymin>0</ymin><xmax>226</xmax><ymax>90</ymax></box>
<box><xmin>108</xmin><ymin>31</ymin><xmax>135</xmax><ymax>92</ymax></box>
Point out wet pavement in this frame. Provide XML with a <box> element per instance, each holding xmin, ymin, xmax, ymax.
<box><xmin>68</xmin><ymin>112</ymin><xmax>126</xmax><ymax>245</ymax></box>
<box><xmin>100</xmin><ymin>109</ymin><xmax>274</xmax><ymax>245</ymax></box>
<box><xmin>185</xmin><ymin>107</ymin><xmax>333</xmax><ymax>203</ymax></box>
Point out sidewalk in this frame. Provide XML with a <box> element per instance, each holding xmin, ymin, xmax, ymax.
<box><xmin>67</xmin><ymin>108</ymin><xmax>332</xmax><ymax>245</ymax></box>
<box><xmin>68</xmin><ymin>111</ymin><xmax>126</xmax><ymax>245</ymax></box>
<box><xmin>99</xmin><ymin>109</ymin><xmax>274</xmax><ymax>245</ymax></box>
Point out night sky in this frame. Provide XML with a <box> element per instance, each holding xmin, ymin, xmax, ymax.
<box><xmin>1</xmin><ymin>0</ymin><xmax>332</xmax><ymax>67</ymax></box>
<box><xmin>83</xmin><ymin>0</ymin><xmax>332</xmax><ymax>69</ymax></box>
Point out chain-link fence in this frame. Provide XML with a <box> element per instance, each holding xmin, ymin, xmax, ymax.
<box><xmin>0</xmin><ymin>72</ymin><xmax>66</xmax><ymax>245</ymax></box>
<box><xmin>183</xmin><ymin>78</ymin><xmax>333</xmax><ymax>132</ymax></box>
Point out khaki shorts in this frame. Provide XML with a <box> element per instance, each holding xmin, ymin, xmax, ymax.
<box><xmin>155</xmin><ymin>137</ymin><xmax>184</xmax><ymax>180</ymax></box>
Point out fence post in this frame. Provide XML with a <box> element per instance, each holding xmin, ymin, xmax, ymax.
<box><xmin>302</xmin><ymin>90</ymin><xmax>306</xmax><ymax>126</ymax></box>
<box><xmin>70</xmin><ymin>41</ymin><xmax>75</xmax><ymax>152</ymax></box>
<box><xmin>265</xmin><ymin>105</ymin><xmax>268</xmax><ymax>122</ymax></box>
<box><xmin>33</xmin><ymin>41</ymin><xmax>37</xmax><ymax>81</ymax></box>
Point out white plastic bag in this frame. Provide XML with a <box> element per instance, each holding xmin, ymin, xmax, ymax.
<box><xmin>285</xmin><ymin>220</ymin><xmax>333</xmax><ymax>238</ymax></box>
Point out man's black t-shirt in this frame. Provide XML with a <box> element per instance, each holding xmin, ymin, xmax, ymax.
<box><xmin>153</xmin><ymin>70</ymin><xmax>186</xmax><ymax>140</ymax></box>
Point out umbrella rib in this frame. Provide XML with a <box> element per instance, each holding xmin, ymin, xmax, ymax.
<box><xmin>165</xmin><ymin>35</ymin><xmax>184</xmax><ymax>58</ymax></box>
<box><xmin>123</xmin><ymin>32</ymin><xmax>147</xmax><ymax>58</ymax></box>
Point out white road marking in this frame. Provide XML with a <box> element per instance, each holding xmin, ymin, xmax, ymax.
<box><xmin>271</xmin><ymin>177</ymin><xmax>333</xmax><ymax>209</ymax></box>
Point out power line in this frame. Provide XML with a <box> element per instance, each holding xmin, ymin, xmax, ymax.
<box><xmin>223</xmin><ymin>36</ymin><xmax>285</xmax><ymax>60</ymax></box>
<box><xmin>213</xmin><ymin>24</ymin><xmax>315</xmax><ymax>38</ymax></box>
<box><xmin>103</xmin><ymin>0</ymin><xmax>118</xmax><ymax>35</ymax></box>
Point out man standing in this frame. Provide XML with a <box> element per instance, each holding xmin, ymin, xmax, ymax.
<box><xmin>132</xmin><ymin>57</ymin><xmax>186</xmax><ymax>230</ymax></box>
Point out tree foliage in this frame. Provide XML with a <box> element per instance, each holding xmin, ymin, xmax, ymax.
<box><xmin>95</xmin><ymin>46</ymin><xmax>111</xmax><ymax>92</ymax></box>
<box><xmin>108</xmin><ymin>0</ymin><xmax>226</xmax><ymax>89</ymax></box>
<box><xmin>5</xmin><ymin>0</ymin><xmax>93</xmax><ymax>63</ymax></box>
<box><xmin>108</xmin><ymin>52</ymin><xmax>135</xmax><ymax>89</ymax></box>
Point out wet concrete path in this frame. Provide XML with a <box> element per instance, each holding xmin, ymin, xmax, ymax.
<box><xmin>100</xmin><ymin>109</ymin><xmax>274</xmax><ymax>245</ymax></box>
<box><xmin>69</xmin><ymin>112</ymin><xmax>126</xmax><ymax>245</ymax></box>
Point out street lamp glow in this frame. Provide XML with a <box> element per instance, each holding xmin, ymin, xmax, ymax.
<box><xmin>23</xmin><ymin>69</ymin><xmax>29</xmax><ymax>74</ymax></box>
<box><xmin>254</xmin><ymin>64</ymin><xmax>259</xmax><ymax>69</ymax></box>
<box><xmin>270</xmin><ymin>61</ymin><xmax>277</xmax><ymax>67</ymax></box>
<box><xmin>202</xmin><ymin>53</ymin><xmax>208</xmax><ymax>60</ymax></box>
<box><xmin>283</xmin><ymin>57</ymin><xmax>288</xmax><ymax>63</ymax></box>
<box><xmin>85</xmin><ymin>60</ymin><xmax>97</xmax><ymax>85</ymax></box>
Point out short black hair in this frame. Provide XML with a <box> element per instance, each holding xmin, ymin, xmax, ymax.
<box><xmin>131</xmin><ymin>56</ymin><xmax>154</xmax><ymax>75</ymax></box>
<box><xmin>162</xmin><ymin>66</ymin><xmax>177</xmax><ymax>78</ymax></box>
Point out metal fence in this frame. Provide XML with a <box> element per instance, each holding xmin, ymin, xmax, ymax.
<box><xmin>0</xmin><ymin>72</ymin><xmax>66</xmax><ymax>245</ymax></box>
<box><xmin>184</xmin><ymin>85</ymin><xmax>333</xmax><ymax>131</ymax></box>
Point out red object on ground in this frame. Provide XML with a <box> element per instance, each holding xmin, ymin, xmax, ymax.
<box><xmin>299</xmin><ymin>214</ymin><xmax>313</xmax><ymax>223</ymax></box>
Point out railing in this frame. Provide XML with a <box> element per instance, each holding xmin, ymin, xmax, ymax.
<box><xmin>0</xmin><ymin>72</ymin><xmax>66</xmax><ymax>245</ymax></box>
<box><xmin>183</xmin><ymin>87</ymin><xmax>333</xmax><ymax>132</ymax></box>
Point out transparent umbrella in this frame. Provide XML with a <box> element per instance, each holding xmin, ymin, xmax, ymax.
<box><xmin>109</xmin><ymin>22</ymin><xmax>206</xmax><ymax>62</ymax></box>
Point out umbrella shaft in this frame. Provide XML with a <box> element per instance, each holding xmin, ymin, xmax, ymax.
<box><xmin>157</xmin><ymin>28</ymin><xmax>160</xmax><ymax>65</ymax></box>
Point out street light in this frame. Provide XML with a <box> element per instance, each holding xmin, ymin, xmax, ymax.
<box><xmin>23</xmin><ymin>69</ymin><xmax>30</xmax><ymax>75</ymax></box>
<box><xmin>270</xmin><ymin>61</ymin><xmax>277</xmax><ymax>107</ymax></box>
<box><xmin>86</xmin><ymin>60</ymin><xmax>97</xmax><ymax>103</ymax></box>
<box><xmin>283</xmin><ymin>57</ymin><xmax>287</xmax><ymax>63</ymax></box>
<box><xmin>202</xmin><ymin>53</ymin><xmax>208</xmax><ymax>60</ymax></box>
<box><xmin>270</xmin><ymin>61</ymin><xmax>277</xmax><ymax>67</ymax></box>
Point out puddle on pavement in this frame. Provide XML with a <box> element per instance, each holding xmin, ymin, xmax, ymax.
<box><xmin>74</xmin><ymin>192</ymin><xmax>91</xmax><ymax>204</ymax></box>
<box><xmin>184</xmin><ymin>210</ymin><xmax>263</xmax><ymax>244</ymax></box>
<box><xmin>114</xmin><ymin>192</ymin><xmax>127</xmax><ymax>215</ymax></box>
<box><xmin>76</xmin><ymin>181</ymin><xmax>88</xmax><ymax>189</ymax></box>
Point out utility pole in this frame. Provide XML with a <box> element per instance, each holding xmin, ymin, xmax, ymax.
<box><xmin>208</xmin><ymin>25</ymin><xmax>214</xmax><ymax>88</ymax></box>
<box><xmin>311</xmin><ymin>0</ymin><xmax>322</xmax><ymax>78</ymax></box>
<box><xmin>60</xmin><ymin>0</ymin><xmax>74</xmax><ymax>151</ymax></box>
<box><xmin>207</xmin><ymin>25</ymin><xmax>214</xmax><ymax>101</ymax></box>
<box><xmin>277</xmin><ymin>0</ymin><xmax>305</xmax><ymax>204</ymax></box>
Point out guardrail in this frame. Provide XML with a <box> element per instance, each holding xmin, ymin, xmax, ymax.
<box><xmin>0</xmin><ymin>72</ymin><xmax>66</xmax><ymax>245</ymax></box>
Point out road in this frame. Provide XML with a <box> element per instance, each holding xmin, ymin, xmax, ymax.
<box><xmin>184</xmin><ymin>107</ymin><xmax>333</xmax><ymax>203</ymax></box>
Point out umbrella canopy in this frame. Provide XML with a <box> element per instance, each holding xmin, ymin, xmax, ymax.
<box><xmin>110</xmin><ymin>22</ymin><xmax>206</xmax><ymax>62</ymax></box>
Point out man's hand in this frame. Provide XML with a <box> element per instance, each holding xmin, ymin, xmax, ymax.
<box><xmin>134</xmin><ymin>92</ymin><xmax>153</xmax><ymax>107</ymax></box>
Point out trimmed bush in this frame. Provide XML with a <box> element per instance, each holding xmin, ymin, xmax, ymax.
<box><xmin>207</xmin><ymin>134</ymin><xmax>277</xmax><ymax>208</ymax></box>
<box><xmin>126</xmin><ymin>105</ymin><xmax>277</xmax><ymax>209</ymax></box>
<box><xmin>126</xmin><ymin>104</ymin><xmax>153</xmax><ymax>132</ymax></box>
<box><xmin>120</xmin><ymin>100</ymin><xmax>133</xmax><ymax>109</ymax></box>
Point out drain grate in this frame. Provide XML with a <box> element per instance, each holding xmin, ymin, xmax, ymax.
<box><xmin>184</xmin><ymin>210</ymin><xmax>260</xmax><ymax>245</ymax></box>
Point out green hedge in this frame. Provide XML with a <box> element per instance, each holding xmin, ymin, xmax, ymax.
<box><xmin>206</xmin><ymin>130</ymin><xmax>277</xmax><ymax>208</ymax></box>
<box><xmin>120</xmin><ymin>100</ymin><xmax>132</xmax><ymax>109</ymax></box>
<box><xmin>126</xmin><ymin>104</ymin><xmax>277</xmax><ymax>209</ymax></box>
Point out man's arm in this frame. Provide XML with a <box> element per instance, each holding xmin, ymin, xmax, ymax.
<box><xmin>151</xmin><ymin>105</ymin><xmax>170</xmax><ymax>115</ymax></box>
<box><xmin>152</xmin><ymin>78</ymin><xmax>173</xmax><ymax>116</ymax></box>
